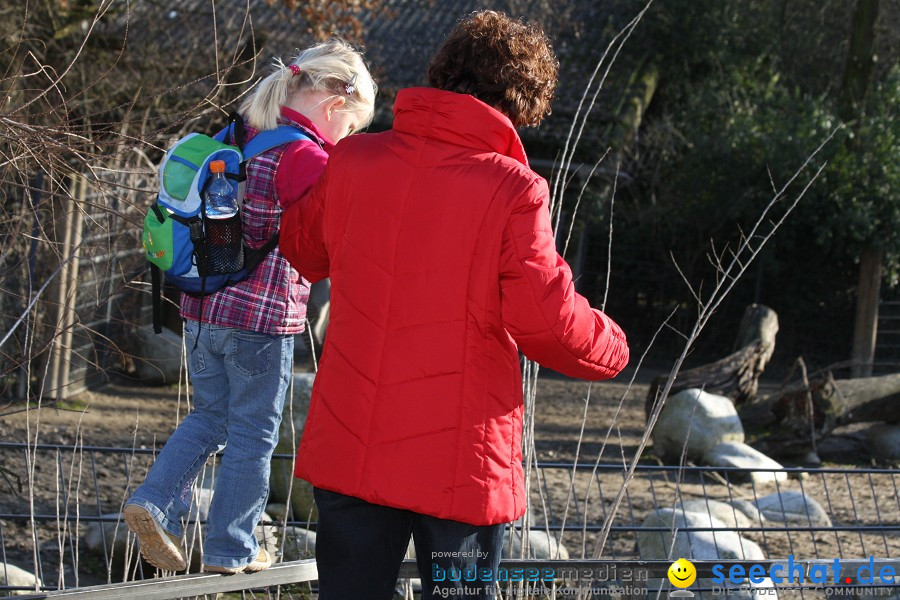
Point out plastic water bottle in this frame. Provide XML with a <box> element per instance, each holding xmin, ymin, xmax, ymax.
<box><xmin>203</xmin><ymin>159</ymin><xmax>243</xmax><ymax>273</ymax></box>
<box><xmin>203</xmin><ymin>160</ymin><xmax>237</xmax><ymax>218</ymax></box>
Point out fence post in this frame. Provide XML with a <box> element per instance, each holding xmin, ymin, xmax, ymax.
<box><xmin>45</xmin><ymin>173</ymin><xmax>86</xmax><ymax>400</ymax></box>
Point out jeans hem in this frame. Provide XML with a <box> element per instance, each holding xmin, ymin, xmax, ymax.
<box><xmin>201</xmin><ymin>547</ymin><xmax>260</xmax><ymax>569</ymax></box>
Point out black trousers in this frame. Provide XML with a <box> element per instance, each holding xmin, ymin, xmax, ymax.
<box><xmin>314</xmin><ymin>487</ymin><xmax>505</xmax><ymax>600</ymax></box>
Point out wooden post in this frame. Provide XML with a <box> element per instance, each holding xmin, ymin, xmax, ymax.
<box><xmin>839</xmin><ymin>0</ymin><xmax>882</xmax><ymax>378</ymax></box>
<box><xmin>56</xmin><ymin>175</ymin><xmax>86</xmax><ymax>398</ymax></box>
<box><xmin>851</xmin><ymin>245</ymin><xmax>883</xmax><ymax>377</ymax></box>
<box><xmin>44</xmin><ymin>173</ymin><xmax>85</xmax><ymax>400</ymax></box>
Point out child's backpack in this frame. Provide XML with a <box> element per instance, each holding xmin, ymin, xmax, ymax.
<box><xmin>142</xmin><ymin>114</ymin><xmax>313</xmax><ymax>333</ymax></box>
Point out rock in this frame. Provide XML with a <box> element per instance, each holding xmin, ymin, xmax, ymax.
<box><xmin>255</xmin><ymin>512</ymin><xmax>278</xmax><ymax>556</ymax></box>
<box><xmin>679</xmin><ymin>499</ymin><xmax>758</xmax><ymax>529</ymax></box>
<box><xmin>131</xmin><ymin>326</ymin><xmax>184</xmax><ymax>384</ymax></box>
<box><xmin>270</xmin><ymin>373</ymin><xmax>317</xmax><ymax>521</ymax></box>
<box><xmin>296</xmin><ymin>279</ymin><xmax>330</xmax><ymax>359</ymax></box>
<box><xmin>265</xmin><ymin>503</ymin><xmax>290</xmax><ymax>522</ymax></box>
<box><xmin>754</xmin><ymin>490</ymin><xmax>831</xmax><ymax>527</ymax></box>
<box><xmin>797</xmin><ymin>451</ymin><xmax>823</xmax><ymax>467</ymax></box>
<box><xmin>502</xmin><ymin>528</ymin><xmax>569</xmax><ymax>560</ymax></box>
<box><xmin>652</xmin><ymin>389</ymin><xmax>744</xmax><ymax>462</ymax></box>
<box><xmin>704</xmin><ymin>441</ymin><xmax>788</xmax><ymax>484</ymax></box>
<box><xmin>0</xmin><ymin>562</ymin><xmax>43</xmax><ymax>595</ymax></box>
<box><xmin>728</xmin><ymin>499</ymin><xmax>767</xmax><ymax>525</ymax></box>
<box><xmin>638</xmin><ymin>509</ymin><xmax>773</xmax><ymax>600</ymax></box>
<box><xmin>83</xmin><ymin>514</ymin><xmax>130</xmax><ymax>558</ymax></box>
<box><xmin>193</xmin><ymin>485</ymin><xmax>214</xmax><ymax>521</ymax></box>
<box><xmin>279</xmin><ymin>526</ymin><xmax>318</xmax><ymax>561</ymax></box>
<box><xmin>865</xmin><ymin>424</ymin><xmax>900</xmax><ymax>460</ymax></box>
<box><xmin>638</xmin><ymin>509</ymin><xmax>764</xmax><ymax>562</ymax></box>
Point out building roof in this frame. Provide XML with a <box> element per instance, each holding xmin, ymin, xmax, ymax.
<box><xmin>126</xmin><ymin>0</ymin><xmax>640</xmax><ymax>159</ymax></box>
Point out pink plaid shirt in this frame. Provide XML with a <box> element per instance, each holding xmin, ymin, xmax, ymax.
<box><xmin>180</xmin><ymin>108</ymin><xmax>333</xmax><ymax>334</ymax></box>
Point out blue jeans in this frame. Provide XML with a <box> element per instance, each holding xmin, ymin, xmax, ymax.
<box><xmin>125</xmin><ymin>320</ymin><xmax>293</xmax><ymax>569</ymax></box>
<box><xmin>313</xmin><ymin>488</ymin><xmax>505</xmax><ymax>600</ymax></box>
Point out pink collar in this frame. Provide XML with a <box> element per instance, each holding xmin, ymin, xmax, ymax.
<box><xmin>280</xmin><ymin>106</ymin><xmax>335</xmax><ymax>149</ymax></box>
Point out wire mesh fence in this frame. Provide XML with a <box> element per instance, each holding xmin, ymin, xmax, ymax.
<box><xmin>1</xmin><ymin>169</ymin><xmax>153</xmax><ymax>404</ymax></box>
<box><xmin>1</xmin><ymin>442</ymin><xmax>898</xmax><ymax>599</ymax></box>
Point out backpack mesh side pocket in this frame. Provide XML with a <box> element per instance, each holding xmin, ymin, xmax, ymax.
<box><xmin>202</xmin><ymin>213</ymin><xmax>244</xmax><ymax>275</ymax></box>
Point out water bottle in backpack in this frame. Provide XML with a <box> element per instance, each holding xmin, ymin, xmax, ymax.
<box><xmin>202</xmin><ymin>160</ymin><xmax>244</xmax><ymax>274</ymax></box>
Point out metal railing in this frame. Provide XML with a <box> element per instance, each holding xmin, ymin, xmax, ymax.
<box><xmin>1</xmin><ymin>442</ymin><xmax>898</xmax><ymax>599</ymax></box>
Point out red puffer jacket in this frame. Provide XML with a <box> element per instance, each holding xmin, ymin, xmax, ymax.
<box><xmin>279</xmin><ymin>87</ymin><xmax>629</xmax><ymax>526</ymax></box>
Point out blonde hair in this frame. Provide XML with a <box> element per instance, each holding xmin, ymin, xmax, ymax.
<box><xmin>239</xmin><ymin>38</ymin><xmax>377</xmax><ymax>132</ymax></box>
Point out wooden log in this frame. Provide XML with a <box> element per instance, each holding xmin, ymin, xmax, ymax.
<box><xmin>646</xmin><ymin>305</ymin><xmax>778</xmax><ymax>416</ymax></box>
<box><xmin>744</xmin><ymin>371</ymin><xmax>900</xmax><ymax>455</ymax></box>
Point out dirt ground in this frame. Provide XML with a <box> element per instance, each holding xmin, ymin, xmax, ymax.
<box><xmin>1</xmin><ymin>366</ymin><xmax>899</xmax><ymax>595</ymax></box>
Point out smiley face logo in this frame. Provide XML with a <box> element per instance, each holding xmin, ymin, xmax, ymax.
<box><xmin>668</xmin><ymin>558</ymin><xmax>697</xmax><ymax>588</ymax></box>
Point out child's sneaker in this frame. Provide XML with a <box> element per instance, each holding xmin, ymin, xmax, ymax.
<box><xmin>204</xmin><ymin>548</ymin><xmax>271</xmax><ymax>574</ymax></box>
<box><xmin>123</xmin><ymin>504</ymin><xmax>187</xmax><ymax>571</ymax></box>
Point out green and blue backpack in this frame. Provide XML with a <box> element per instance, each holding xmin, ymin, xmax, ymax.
<box><xmin>142</xmin><ymin>114</ymin><xmax>311</xmax><ymax>333</ymax></box>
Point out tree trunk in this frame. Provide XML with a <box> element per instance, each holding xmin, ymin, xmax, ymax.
<box><xmin>839</xmin><ymin>0</ymin><xmax>880</xmax><ymax>123</ymax></box>
<box><xmin>744</xmin><ymin>371</ymin><xmax>900</xmax><ymax>455</ymax></box>
<box><xmin>840</xmin><ymin>0</ymin><xmax>882</xmax><ymax>378</ymax></box>
<box><xmin>646</xmin><ymin>305</ymin><xmax>778</xmax><ymax>415</ymax></box>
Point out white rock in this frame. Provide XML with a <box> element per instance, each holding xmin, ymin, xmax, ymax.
<box><xmin>502</xmin><ymin>528</ymin><xmax>570</xmax><ymax>560</ymax></box>
<box><xmin>83</xmin><ymin>514</ymin><xmax>130</xmax><ymax>558</ymax></box>
<box><xmin>270</xmin><ymin>373</ymin><xmax>317</xmax><ymax>520</ymax></box>
<box><xmin>279</xmin><ymin>526</ymin><xmax>318</xmax><ymax>560</ymax></box>
<box><xmin>265</xmin><ymin>503</ymin><xmax>290</xmax><ymax>522</ymax></box>
<box><xmin>638</xmin><ymin>509</ymin><xmax>773</xmax><ymax>599</ymax></box>
<box><xmin>0</xmin><ymin>562</ymin><xmax>43</xmax><ymax>595</ymax></box>
<box><xmin>705</xmin><ymin>441</ymin><xmax>788</xmax><ymax>484</ymax></box>
<box><xmin>865</xmin><ymin>424</ymin><xmax>900</xmax><ymax>460</ymax></box>
<box><xmin>679</xmin><ymin>499</ymin><xmax>757</xmax><ymax>529</ymax></box>
<box><xmin>652</xmin><ymin>389</ymin><xmax>744</xmax><ymax>462</ymax></box>
<box><xmin>131</xmin><ymin>326</ymin><xmax>184</xmax><ymax>384</ymax></box>
<box><xmin>754</xmin><ymin>490</ymin><xmax>832</xmax><ymax>527</ymax></box>
<box><xmin>729</xmin><ymin>499</ymin><xmax>767</xmax><ymax>524</ymax></box>
<box><xmin>638</xmin><ymin>508</ymin><xmax>764</xmax><ymax>561</ymax></box>
<box><xmin>186</xmin><ymin>484</ymin><xmax>215</xmax><ymax>521</ymax></box>
<box><xmin>255</xmin><ymin>513</ymin><xmax>278</xmax><ymax>556</ymax></box>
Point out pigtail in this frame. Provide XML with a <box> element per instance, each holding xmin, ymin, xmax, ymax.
<box><xmin>239</xmin><ymin>59</ymin><xmax>295</xmax><ymax>131</ymax></box>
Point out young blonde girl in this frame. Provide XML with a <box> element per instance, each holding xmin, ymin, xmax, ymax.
<box><xmin>124</xmin><ymin>39</ymin><xmax>375</xmax><ymax>575</ymax></box>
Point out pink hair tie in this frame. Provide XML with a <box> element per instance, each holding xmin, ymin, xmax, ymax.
<box><xmin>288</xmin><ymin>64</ymin><xmax>301</xmax><ymax>77</ymax></box>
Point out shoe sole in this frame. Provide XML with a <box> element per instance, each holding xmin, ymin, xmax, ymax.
<box><xmin>123</xmin><ymin>504</ymin><xmax>187</xmax><ymax>571</ymax></box>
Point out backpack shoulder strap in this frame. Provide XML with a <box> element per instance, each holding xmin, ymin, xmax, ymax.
<box><xmin>212</xmin><ymin>112</ymin><xmax>247</xmax><ymax>148</ymax></box>
<box><xmin>242</xmin><ymin>125</ymin><xmax>316</xmax><ymax>160</ymax></box>
<box><xmin>243</xmin><ymin>234</ymin><xmax>280</xmax><ymax>273</ymax></box>
<box><xmin>150</xmin><ymin>263</ymin><xmax>163</xmax><ymax>334</ymax></box>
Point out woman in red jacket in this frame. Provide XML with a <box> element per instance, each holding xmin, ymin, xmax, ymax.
<box><xmin>280</xmin><ymin>11</ymin><xmax>629</xmax><ymax>600</ymax></box>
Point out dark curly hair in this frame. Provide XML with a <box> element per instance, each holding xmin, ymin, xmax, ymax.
<box><xmin>427</xmin><ymin>11</ymin><xmax>559</xmax><ymax>127</ymax></box>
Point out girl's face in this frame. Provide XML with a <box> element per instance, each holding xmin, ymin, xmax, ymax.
<box><xmin>289</xmin><ymin>90</ymin><xmax>363</xmax><ymax>143</ymax></box>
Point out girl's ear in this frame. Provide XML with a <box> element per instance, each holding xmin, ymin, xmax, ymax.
<box><xmin>325</xmin><ymin>96</ymin><xmax>347</xmax><ymax>121</ymax></box>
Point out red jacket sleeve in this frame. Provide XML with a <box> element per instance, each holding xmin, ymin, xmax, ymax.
<box><xmin>279</xmin><ymin>160</ymin><xmax>330</xmax><ymax>283</ymax></box>
<box><xmin>499</xmin><ymin>177</ymin><xmax>629</xmax><ymax>380</ymax></box>
<box><xmin>275</xmin><ymin>140</ymin><xmax>328</xmax><ymax>209</ymax></box>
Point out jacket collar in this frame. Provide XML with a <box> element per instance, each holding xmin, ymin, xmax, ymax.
<box><xmin>279</xmin><ymin>106</ymin><xmax>335</xmax><ymax>150</ymax></box>
<box><xmin>392</xmin><ymin>88</ymin><xmax>529</xmax><ymax>167</ymax></box>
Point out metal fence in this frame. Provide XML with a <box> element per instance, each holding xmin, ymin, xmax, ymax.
<box><xmin>2</xmin><ymin>170</ymin><xmax>152</xmax><ymax>403</ymax></box>
<box><xmin>1</xmin><ymin>442</ymin><xmax>898</xmax><ymax>599</ymax></box>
